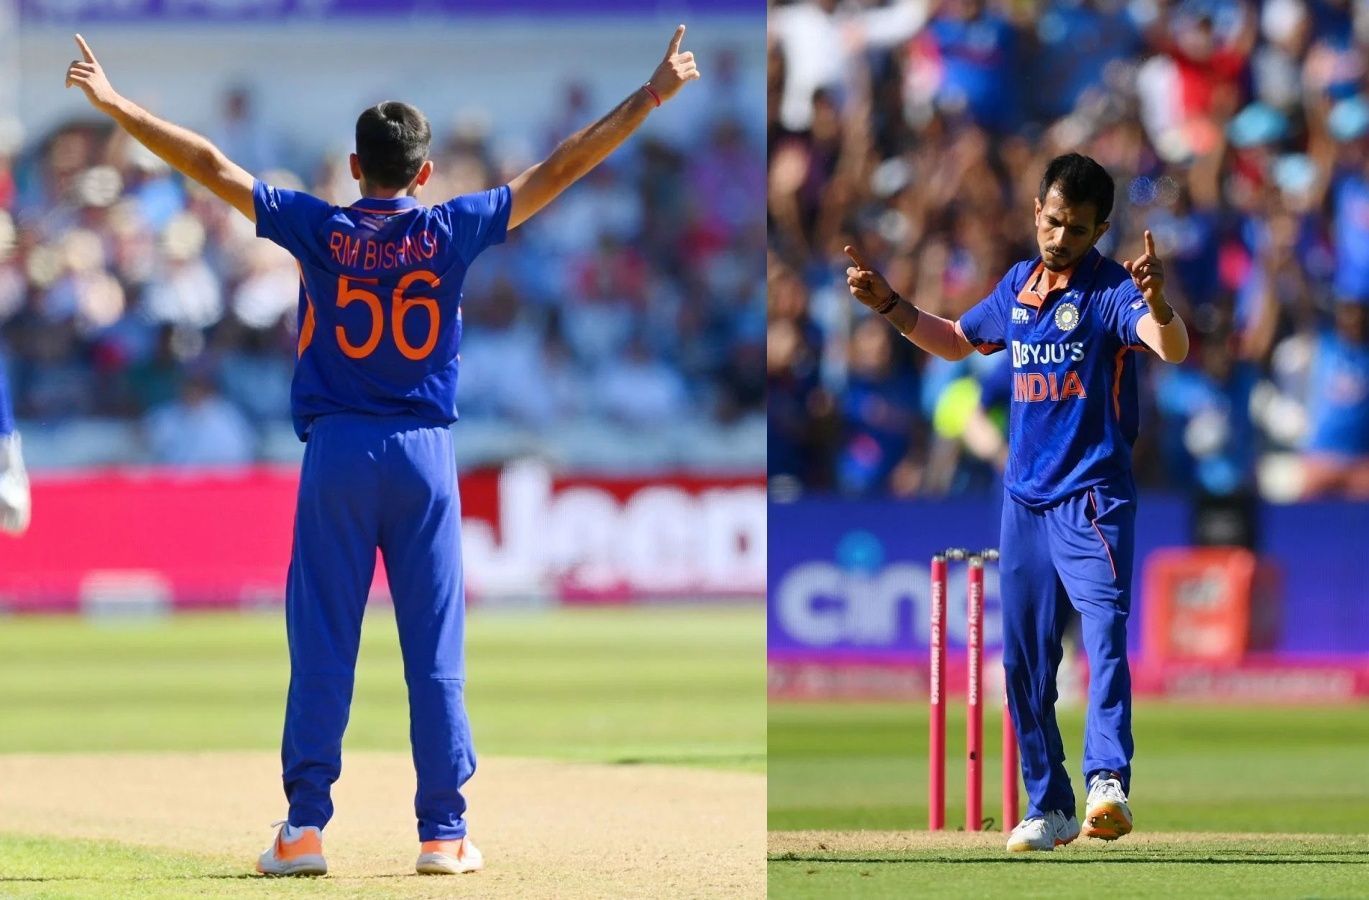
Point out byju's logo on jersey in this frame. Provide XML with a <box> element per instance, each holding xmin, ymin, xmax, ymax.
<box><xmin>1012</xmin><ymin>306</ymin><xmax>1031</xmax><ymax>324</ymax></box>
<box><xmin>1054</xmin><ymin>301</ymin><xmax>1081</xmax><ymax>332</ymax></box>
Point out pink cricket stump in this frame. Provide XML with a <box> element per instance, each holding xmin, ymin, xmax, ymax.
<box><xmin>965</xmin><ymin>556</ymin><xmax>984</xmax><ymax>832</ymax></box>
<box><xmin>1002</xmin><ymin>693</ymin><xmax>1019</xmax><ymax>831</ymax></box>
<box><xmin>928</xmin><ymin>554</ymin><xmax>947</xmax><ymax>831</ymax></box>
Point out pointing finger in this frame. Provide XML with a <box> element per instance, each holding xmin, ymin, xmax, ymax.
<box><xmin>844</xmin><ymin>244</ymin><xmax>871</xmax><ymax>270</ymax></box>
<box><xmin>74</xmin><ymin>33</ymin><xmax>97</xmax><ymax>63</ymax></box>
<box><xmin>668</xmin><ymin>24</ymin><xmax>686</xmax><ymax>56</ymax></box>
<box><xmin>1144</xmin><ymin>229</ymin><xmax>1155</xmax><ymax>257</ymax></box>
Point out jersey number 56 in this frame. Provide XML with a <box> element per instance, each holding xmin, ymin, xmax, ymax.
<box><xmin>335</xmin><ymin>270</ymin><xmax>441</xmax><ymax>361</ymax></box>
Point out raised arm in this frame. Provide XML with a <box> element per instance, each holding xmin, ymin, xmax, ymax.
<box><xmin>1124</xmin><ymin>230</ymin><xmax>1189</xmax><ymax>363</ymax></box>
<box><xmin>506</xmin><ymin>24</ymin><xmax>700</xmax><ymax>231</ymax></box>
<box><xmin>64</xmin><ymin>35</ymin><xmax>255</xmax><ymax>223</ymax></box>
<box><xmin>845</xmin><ymin>245</ymin><xmax>976</xmax><ymax>361</ymax></box>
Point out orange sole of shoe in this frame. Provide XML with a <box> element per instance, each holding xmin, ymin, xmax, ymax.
<box><xmin>1083</xmin><ymin>805</ymin><xmax>1132</xmax><ymax>841</ymax></box>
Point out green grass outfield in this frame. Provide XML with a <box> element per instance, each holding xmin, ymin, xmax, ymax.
<box><xmin>769</xmin><ymin>832</ymin><xmax>1369</xmax><ymax>899</ymax></box>
<box><xmin>770</xmin><ymin>700</ymin><xmax>1369</xmax><ymax>898</ymax></box>
<box><xmin>0</xmin><ymin>605</ymin><xmax>764</xmax><ymax>896</ymax></box>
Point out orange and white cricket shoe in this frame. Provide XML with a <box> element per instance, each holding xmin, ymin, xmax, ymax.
<box><xmin>1082</xmin><ymin>774</ymin><xmax>1133</xmax><ymax>841</ymax></box>
<box><xmin>256</xmin><ymin>822</ymin><xmax>327</xmax><ymax>876</ymax></box>
<box><xmin>415</xmin><ymin>836</ymin><xmax>484</xmax><ymax>875</ymax></box>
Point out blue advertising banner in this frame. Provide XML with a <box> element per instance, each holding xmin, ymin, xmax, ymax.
<box><xmin>19</xmin><ymin>0</ymin><xmax>763</xmax><ymax>21</ymax></box>
<box><xmin>769</xmin><ymin>495</ymin><xmax>1369</xmax><ymax>659</ymax></box>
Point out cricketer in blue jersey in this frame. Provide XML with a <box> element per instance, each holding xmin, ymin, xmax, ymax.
<box><xmin>846</xmin><ymin>153</ymin><xmax>1190</xmax><ymax>853</ymax></box>
<box><xmin>0</xmin><ymin>360</ymin><xmax>30</xmax><ymax>535</ymax></box>
<box><xmin>66</xmin><ymin>29</ymin><xmax>701</xmax><ymax>877</ymax></box>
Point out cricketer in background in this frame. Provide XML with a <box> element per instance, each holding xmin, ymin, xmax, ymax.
<box><xmin>66</xmin><ymin>29</ymin><xmax>700</xmax><ymax>876</ymax></box>
<box><xmin>846</xmin><ymin>153</ymin><xmax>1189</xmax><ymax>852</ymax></box>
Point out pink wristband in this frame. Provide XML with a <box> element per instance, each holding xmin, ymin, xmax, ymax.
<box><xmin>641</xmin><ymin>83</ymin><xmax>662</xmax><ymax>108</ymax></box>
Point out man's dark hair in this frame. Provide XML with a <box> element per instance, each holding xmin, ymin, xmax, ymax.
<box><xmin>355</xmin><ymin>101</ymin><xmax>432</xmax><ymax>190</ymax></box>
<box><xmin>1038</xmin><ymin>153</ymin><xmax>1115</xmax><ymax>225</ymax></box>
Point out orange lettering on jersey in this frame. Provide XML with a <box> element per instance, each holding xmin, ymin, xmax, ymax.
<box><xmin>328</xmin><ymin>232</ymin><xmax>345</xmax><ymax>266</ymax></box>
<box><xmin>421</xmin><ymin>230</ymin><xmax>436</xmax><ymax>259</ymax></box>
<box><xmin>1060</xmin><ymin>370</ymin><xmax>1087</xmax><ymax>400</ymax></box>
<box><xmin>382</xmin><ymin>242</ymin><xmax>397</xmax><ymax>269</ymax></box>
<box><xmin>343</xmin><ymin>234</ymin><xmax>360</xmax><ymax>267</ymax></box>
<box><xmin>363</xmin><ymin>240</ymin><xmax>379</xmax><ymax>270</ymax></box>
<box><xmin>1026</xmin><ymin>373</ymin><xmax>1048</xmax><ymax>401</ymax></box>
<box><xmin>1048</xmin><ymin>372</ymin><xmax>1059</xmax><ymax>401</ymax></box>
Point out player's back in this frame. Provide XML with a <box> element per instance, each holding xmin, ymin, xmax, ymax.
<box><xmin>252</xmin><ymin>181</ymin><xmax>512</xmax><ymax>439</ymax></box>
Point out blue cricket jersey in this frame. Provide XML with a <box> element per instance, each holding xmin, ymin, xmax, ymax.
<box><xmin>958</xmin><ymin>248</ymin><xmax>1150</xmax><ymax>507</ymax></box>
<box><xmin>252</xmin><ymin>180</ymin><xmax>512</xmax><ymax>439</ymax></box>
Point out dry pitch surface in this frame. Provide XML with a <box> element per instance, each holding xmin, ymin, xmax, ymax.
<box><xmin>1</xmin><ymin>751</ymin><xmax>765</xmax><ymax>897</ymax></box>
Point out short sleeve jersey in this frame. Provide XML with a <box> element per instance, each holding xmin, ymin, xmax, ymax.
<box><xmin>253</xmin><ymin>180</ymin><xmax>512</xmax><ymax>439</ymax></box>
<box><xmin>958</xmin><ymin>248</ymin><xmax>1149</xmax><ymax>507</ymax></box>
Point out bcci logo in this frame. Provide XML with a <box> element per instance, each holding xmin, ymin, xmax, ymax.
<box><xmin>1054</xmin><ymin>301</ymin><xmax>1080</xmax><ymax>332</ymax></box>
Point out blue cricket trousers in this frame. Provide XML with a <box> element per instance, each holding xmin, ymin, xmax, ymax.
<box><xmin>281</xmin><ymin>414</ymin><xmax>473</xmax><ymax>842</ymax></box>
<box><xmin>999</xmin><ymin>476</ymin><xmax>1135</xmax><ymax>819</ymax></box>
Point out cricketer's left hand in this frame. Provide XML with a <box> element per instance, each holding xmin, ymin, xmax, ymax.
<box><xmin>1123</xmin><ymin>230</ymin><xmax>1167</xmax><ymax>310</ymax></box>
<box><xmin>64</xmin><ymin>34</ymin><xmax>122</xmax><ymax>115</ymax></box>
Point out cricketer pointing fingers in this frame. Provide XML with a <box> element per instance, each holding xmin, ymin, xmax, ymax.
<box><xmin>848</xmin><ymin>154</ymin><xmax>1189</xmax><ymax>852</ymax></box>
<box><xmin>66</xmin><ymin>29</ymin><xmax>700</xmax><ymax>876</ymax></box>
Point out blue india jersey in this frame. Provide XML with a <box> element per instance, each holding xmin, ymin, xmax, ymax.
<box><xmin>958</xmin><ymin>248</ymin><xmax>1150</xmax><ymax>507</ymax></box>
<box><xmin>252</xmin><ymin>180</ymin><xmax>512</xmax><ymax>439</ymax></box>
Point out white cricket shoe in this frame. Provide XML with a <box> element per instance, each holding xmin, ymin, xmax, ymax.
<box><xmin>1083</xmin><ymin>774</ymin><xmax>1133</xmax><ymax>841</ymax></box>
<box><xmin>256</xmin><ymin>822</ymin><xmax>327</xmax><ymax>876</ymax></box>
<box><xmin>416</xmin><ymin>837</ymin><xmax>483</xmax><ymax>875</ymax></box>
<box><xmin>1005</xmin><ymin>810</ymin><xmax>1080</xmax><ymax>852</ymax></box>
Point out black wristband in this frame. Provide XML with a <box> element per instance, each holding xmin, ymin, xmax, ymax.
<box><xmin>874</xmin><ymin>293</ymin><xmax>900</xmax><ymax>316</ymax></box>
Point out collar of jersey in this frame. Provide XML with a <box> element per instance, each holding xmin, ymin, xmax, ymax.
<box><xmin>350</xmin><ymin>195</ymin><xmax>422</xmax><ymax>214</ymax></box>
<box><xmin>1016</xmin><ymin>248</ymin><xmax>1104</xmax><ymax>310</ymax></box>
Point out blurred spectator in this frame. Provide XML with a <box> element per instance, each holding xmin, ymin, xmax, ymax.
<box><xmin>208</xmin><ymin>86</ymin><xmax>283</xmax><ymax>177</ymax></box>
<box><xmin>144</xmin><ymin>369</ymin><xmax>255</xmax><ymax>466</ymax></box>
<box><xmin>1299</xmin><ymin>298</ymin><xmax>1369</xmax><ymax>497</ymax></box>
<box><xmin>835</xmin><ymin>316</ymin><xmax>921</xmax><ymax>495</ymax></box>
<box><xmin>1154</xmin><ymin>319</ymin><xmax>1259</xmax><ymax>495</ymax></box>
<box><xmin>915</xmin><ymin>0</ymin><xmax>1022</xmax><ymax>133</ymax></box>
<box><xmin>594</xmin><ymin>334</ymin><xmax>690</xmax><ymax>427</ymax></box>
<box><xmin>768</xmin><ymin>0</ymin><xmax>1369</xmax><ymax>501</ymax></box>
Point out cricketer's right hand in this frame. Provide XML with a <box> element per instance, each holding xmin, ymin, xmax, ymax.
<box><xmin>646</xmin><ymin>25</ymin><xmax>702</xmax><ymax>104</ymax></box>
<box><xmin>844</xmin><ymin>245</ymin><xmax>896</xmax><ymax>311</ymax></box>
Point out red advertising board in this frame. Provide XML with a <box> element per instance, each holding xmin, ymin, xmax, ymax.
<box><xmin>0</xmin><ymin>463</ymin><xmax>765</xmax><ymax>612</ymax></box>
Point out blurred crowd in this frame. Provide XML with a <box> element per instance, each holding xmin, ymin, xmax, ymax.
<box><xmin>0</xmin><ymin>60</ymin><xmax>765</xmax><ymax>467</ymax></box>
<box><xmin>768</xmin><ymin>0</ymin><xmax>1369</xmax><ymax>501</ymax></box>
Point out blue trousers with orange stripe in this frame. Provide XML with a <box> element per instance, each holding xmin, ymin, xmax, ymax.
<box><xmin>281</xmin><ymin>414</ymin><xmax>473</xmax><ymax>842</ymax></box>
<box><xmin>999</xmin><ymin>476</ymin><xmax>1136</xmax><ymax>819</ymax></box>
